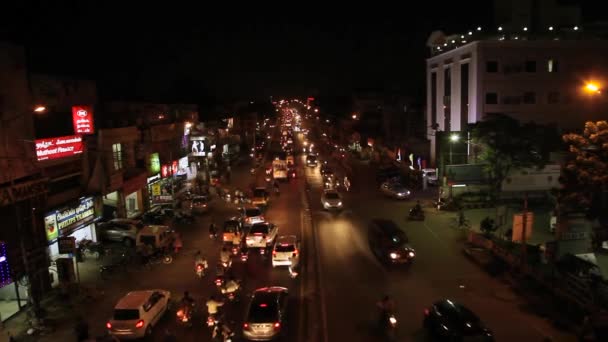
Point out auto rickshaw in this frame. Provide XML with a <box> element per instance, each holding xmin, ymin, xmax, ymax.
<box><xmin>222</xmin><ymin>218</ymin><xmax>242</xmax><ymax>243</ymax></box>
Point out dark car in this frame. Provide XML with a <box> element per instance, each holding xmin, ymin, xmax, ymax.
<box><xmin>424</xmin><ymin>299</ymin><xmax>494</xmax><ymax>341</ymax></box>
<box><xmin>368</xmin><ymin>219</ymin><xmax>415</xmax><ymax>265</ymax></box>
<box><xmin>242</xmin><ymin>287</ymin><xmax>289</xmax><ymax>341</ymax></box>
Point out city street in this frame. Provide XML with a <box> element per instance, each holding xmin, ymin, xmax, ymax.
<box><xmin>303</xmin><ymin>129</ymin><xmax>578</xmax><ymax>341</ymax></box>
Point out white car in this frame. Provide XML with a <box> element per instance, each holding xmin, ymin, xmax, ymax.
<box><xmin>272</xmin><ymin>235</ymin><xmax>299</xmax><ymax>267</ymax></box>
<box><xmin>107</xmin><ymin>290</ymin><xmax>171</xmax><ymax>339</ymax></box>
<box><xmin>239</xmin><ymin>205</ymin><xmax>265</xmax><ymax>227</ymax></box>
<box><xmin>380</xmin><ymin>182</ymin><xmax>411</xmax><ymax>199</ymax></box>
<box><xmin>321</xmin><ymin>189</ymin><xmax>343</xmax><ymax>210</ymax></box>
<box><xmin>246</xmin><ymin>222</ymin><xmax>278</xmax><ymax>248</ymax></box>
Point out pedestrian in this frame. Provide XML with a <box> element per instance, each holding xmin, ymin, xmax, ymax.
<box><xmin>173</xmin><ymin>232</ymin><xmax>183</xmax><ymax>254</ymax></box>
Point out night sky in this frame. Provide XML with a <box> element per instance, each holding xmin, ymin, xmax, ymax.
<box><xmin>1</xmin><ymin>1</ymin><xmax>605</xmax><ymax>102</ymax></box>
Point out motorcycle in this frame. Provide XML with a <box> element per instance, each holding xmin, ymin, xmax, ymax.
<box><xmin>212</xmin><ymin>321</ymin><xmax>235</xmax><ymax>342</ymax></box>
<box><xmin>176</xmin><ymin>304</ymin><xmax>195</xmax><ymax>327</ymax></box>
<box><xmin>207</xmin><ymin>314</ymin><xmax>219</xmax><ymax>328</ymax></box>
<box><xmin>220</xmin><ymin>280</ymin><xmax>242</xmax><ymax>302</ymax></box>
<box><xmin>382</xmin><ymin>312</ymin><xmax>398</xmax><ymax>340</ymax></box>
<box><xmin>408</xmin><ymin>208</ymin><xmax>425</xmax><ymax>221</ymax></box>
<box><xmin>196</xmin><ymin>262</ymin><xmax>208</xmax><ymax>278</ymax></box>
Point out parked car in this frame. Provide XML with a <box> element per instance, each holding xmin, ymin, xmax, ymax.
<box><xmin>422</xmin><ymin>168</ymin><xmax>438</xmax><ymax>186</ymax></box>
<box><xmin>423</xmin><ymin>299</ymin><xmax>494</xmax><ymax>341</ymax></box>
<box><xmin>380</xmin><ymin>181</ymin><xmax>411</xmax><ymax>199</ymax></box>
<box><xmin>107</xmin><ymin>289</ymin><xmax>171</xmax><ymax>339</ymax></box>
<box><xmin>98</xmin><ymin>219</ymin><xmax>143</xmax><ymax>247</ymax></box>
<box><xmin>242</xmin><ymin>287</ymin><xmax>289</xmax><ymax>341</ymax></box>
<box><xmin>368</xmin><ymin>219</ymin><xmax>415</xmax><ymax>265</ymax></box>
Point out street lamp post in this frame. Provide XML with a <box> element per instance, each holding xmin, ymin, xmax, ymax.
<box><xmin>449</xmin><ymin>133</ymin><xmax>459</xmax><ymax>164</ymax></box>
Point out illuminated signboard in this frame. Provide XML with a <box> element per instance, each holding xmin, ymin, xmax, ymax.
<box><xmin>179</xmin><ymin>156</ymin><xmax>188</xmax><ymax>170</ymax></box>
<box><xmin>72</xmin><ymin>105</ymin><xmax>95</xmax><ymax>134</ymax></box>
<box><xmin>0</xmin><ymin>242</ymin><xmax>11</xmax><ymax>287</ymax></box>
<box><xmin>189</xmin><ymin>136</ymin><xmax>207</xmax><ymax>157</ymax></box>
<box><xmin>36</xmin><ymin>135</ymin><xmax>83</xmax><ymax>161</ymax></box>
<box><xmin>149</xmin><ymin>153</ymin><xmax>160</xmax><ymax>174</ymax></box>
<box><xmin>45</xmin><ymin>197</ymin><xmax>95</xmax><ymax>242</ymax></box>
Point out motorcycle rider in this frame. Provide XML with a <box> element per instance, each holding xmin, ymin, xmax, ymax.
<box><xmin>376</xmin><ymin>295</ymin><xmax>395</xmax><ymax>327</ymax></box>
<box><xmin>194</xmin><ymin>250</ymin><xmax>208</xmax><ymax>275</ymax></box>
<box><xmin>221</xmin><ymin>276</ymin><xmax>240</xmax><ymax>296</ymax></box>
<box><xmin>343</xmin><ymin>176</ymin><xmax>351</xmax><ymax>191</ymax></box>
<box><xmin>180</xmin><ymin>291</ymin><xmax>196</xmax><ymax>318</ymax></box>
<box><xmin>206</xmin><ymin>295</ymin><xmax>225</xmax><ymax>320</ymax></box>
<box><xmin>412</xmin><ymin>200</ymin><xmax>423</xmax><ymax>216</ymax></box>
<box><xmin>220</xmin><ymin>247</ymin><xmax>231</xmax><ymax>268</ymax></box>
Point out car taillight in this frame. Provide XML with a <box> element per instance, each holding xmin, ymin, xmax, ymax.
<box><xmin>272</xmin><ymin>250</ymin><xmax>277</xmax><ymax>257</ymax></box>
<box><xmin>106</xmin><ymin>322</ymin><xmax>112</xmax><ymax>329</ymax></box>
<box><xmin>135</xmin><ymin>320</ymin><xmax>144</xmax><ymax>329</ymax></box>
<box><xmin>273</xmin><ymin>322</ymin><xmax>281</xmax><ymax>330</ymax></box>
<box><xmin>424</xmin><ymin>308</ymin><xmax>430</xmax><ymax>316</ymax></box>
<box><xmin>177</xmin><ymin>309</ymin><xmax>184</xmax><ymax>317</ymax></box>
<box><xmin>243</xmin><ymin>322</ymin><xmax>250</xmax><ymax>330</ymax></box>
<box><xmin>215</xmin><ymin>279</ymin><xmax>222</xmax><ymax>285</ymax></box>
<box><xmin>197</xmin><ymin>264</ymin><xmax>203</xmax><ymax>271</ymax></box>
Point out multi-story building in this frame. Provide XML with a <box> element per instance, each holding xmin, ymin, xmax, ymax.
<box><xmin>426</xmin><ymin>28</ymin><xmax>608</xmax><ymax>166</ymax></box>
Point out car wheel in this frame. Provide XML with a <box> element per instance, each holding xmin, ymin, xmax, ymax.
<box><xmin>123</xmin><ymin>238</ymin><xmax>134</xmax><ymax>247</ymax></box>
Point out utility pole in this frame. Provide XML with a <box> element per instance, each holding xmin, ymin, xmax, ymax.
<box><xmin>521</xmin><ymin>192</ymin><xmax>529</xmax><ymax>269</ymax></box>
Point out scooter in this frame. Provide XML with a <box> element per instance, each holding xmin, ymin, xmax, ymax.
<box><xmin>195</xmin><ymin>262</ymin><xmax>208</xmax><ymax>278</ymax></box>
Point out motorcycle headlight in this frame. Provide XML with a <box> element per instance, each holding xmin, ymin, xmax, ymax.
<box><xmin>389</xmin><ymin>252</ymin><xmax>399</xmax><ymax>259</ymax></box>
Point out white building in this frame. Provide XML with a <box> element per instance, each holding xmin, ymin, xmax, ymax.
<box><xmin>426</xmin><ymin>30</ymin><xmax>608</xmax><ymax>166</ymax></box>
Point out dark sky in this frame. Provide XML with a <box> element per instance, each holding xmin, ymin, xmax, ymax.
<box><xmin>1</xmin><ymin>1</ymin><xmax>605</xmax><ymax>102</ymax></box>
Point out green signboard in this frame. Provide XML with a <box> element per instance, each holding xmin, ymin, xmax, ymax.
<box><xmin>149</xmin><ymin>153</ymin><xmax>160</xmax><ymax>174</ymax></box>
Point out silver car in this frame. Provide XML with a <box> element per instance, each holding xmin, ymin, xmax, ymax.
<box><xmin>321</xmin><ymin>189</ymin><xmax>343</xmax><ymax>210</ymax></box>
<box><xmin>380</xmin><ymin>182</ymin><xmax>411</xmax><ymax>199</ymax></box>
<box><xmin>242</xmin><ymin>287</ymin><xmax>289</xmax><ymax>341</ymax></box>
<box><xmin>99</xmin><ymin>219</ymin><xmax>143</xmax><ymax>246</ymax></box>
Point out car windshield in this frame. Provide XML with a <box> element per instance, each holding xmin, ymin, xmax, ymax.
<box><xmin>306</xmin><ymin>155</ymin><xmax>316</xmax><ymax>162</ymax></box>
<box><xmin>113</xmin><ymin>309</ymin><xmax>140</xmax><ymax>320</ymax></box>
<box><xmin>325</xmin><ymin>192</ymin><xmax>340</xmax><ymax>199</ymax></box>
<box><xmin>275</xmin><ymin>244</ymin><xmax>295</xmax><ymax>252</ymax></box>
<box><xmin>245</xmin><ymin>208</ymin><xmax>262</xmax><ymax>217</ymax></box>
<box><xmin>250</xmin><ymin>224</ymin><xmax>269</xmax><ymax>234</ymax></box>
<box><xmin>253</xmin><ymin>189</ymin><xmax>266</xmax><ymax>197</ymax></box>
<box><xmin>248</xmin><ymin>300</ymin><xmax>279</xmax><ymax>323</ymax></box>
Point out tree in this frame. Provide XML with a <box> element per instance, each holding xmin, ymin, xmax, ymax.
<box><xmin>559</xmin><ymin>121</ymin><xmax>608</xmax><ymax>218</ymax></box>
<box><xmin>470</xmin><ymin>114</ymin><xmax>560</xmax><ymax>197</ymax></box>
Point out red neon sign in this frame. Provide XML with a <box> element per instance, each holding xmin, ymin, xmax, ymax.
<box><xmin>72</xmin><ymin>106</ymin><xmax>95</xmax><ymax>134</ymax></box>
<box><xmin>36</xmin><ymin>135</ymin><xmax>83</xmax><ymax>161</ymax></box>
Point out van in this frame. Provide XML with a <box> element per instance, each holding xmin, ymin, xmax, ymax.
<box><xmin>136</xmin><ymin>225</ymin><xmax>174</xmax><ymax>250</ymax></box>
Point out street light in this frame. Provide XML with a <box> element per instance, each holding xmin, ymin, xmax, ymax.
<box><xmin>449</xmin><ymin>133</ymin><xmax>459</xmax><ymax>164</ymax></box>
<box><xmin>352</xmin><ymin>114</ymin><xmax>358</xmax><ymax>120</ymax></box>
<box><xmin>584</xmin><ymin>82</ymin><xmax>601</xmax><ymax>94</ymax></box>
<box><xmin>33</xmin><ymin>106</ymin><xmax>46</xmax><ymax>113</ymax></box>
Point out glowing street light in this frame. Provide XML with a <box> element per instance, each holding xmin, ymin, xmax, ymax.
<box><xmin>314</xmin><ymin>108</ymin><xmax>319</xmax><ymax>113</ymax></box>
<box><xmin>185</xmin><ymin>122</ymin><xmax>193</xmax><ymax>129</ymax></box>
<box><xmin>450</xmin><ymin>133</ymin><xmax>460</xmax><ymax>142</ymax></box>
<box><xmin>352</xmin><ymin>114</ymin><xmax>358</xmax><ymax>120</ymax></box>
<box><xmin>584</xmin><ymin>82</ymin><xmax>601</xmax><ymax>94</ymax></box>
<box><xmin>34</xmin><ymin>106</ymin><xmax>46</xmax><ymax>113</ymax></box>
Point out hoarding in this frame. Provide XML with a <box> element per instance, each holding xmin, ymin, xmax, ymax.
<box><xmin>149</xmin><ymin>153</ymin><xmax>160</xmax><ymax>174</ymax></box>
<box><xmin>45</xmin><ymin>197</ymin><xmax>95</xmax><ymax>242</ymax></box>
<box><xmin>72</xmin><ymin>106</ymin><xmax>95</xmax><ymax>134</ymax></box>
<box><xmin>36</xmin><ymin>135</ymin><xmax>83</xmax><ymax>161</ymax></box>
<box><xmin>190</xmin><ymin>136</ymin><xmax>207</xmax><ymax>157</ymax></box>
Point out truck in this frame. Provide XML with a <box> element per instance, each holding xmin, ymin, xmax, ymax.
<box><xmin>272</xmin><ymin>159</ymin><xmax>288</xmax><ymax>181</ymax></box>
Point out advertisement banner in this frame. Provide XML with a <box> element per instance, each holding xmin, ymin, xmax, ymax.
<box><xmin>190</xmin><ymin>136</ymin><xmax>207</xmax><ymax>156</ymax></box>
<box><xmin>72</xmin><ymin>106</ymin><xmax>95</xmax><ymax>134</ymax></box>
<box><xmin>179</xmin><ymin>156</ymin><xmax>188</xmax><ymax>170</ymax></box>
<box><xmin>36</xmin><ymin>135</ymin><xmax>83</xmax><ymax>161</ymax></box>
<box><xmin>151</xmin><ymin>182</ymin><xmax>161</xmax><ymax>196</ymax></box>
<box><xmin>45</xmin><ymin>197</ymin><xmax>95</xmax><ymax>242</ymax></box>
<box><xmin>149</xmin><ymin>153</ymin><xmax>160</xmax><ymax>174</ymax></box>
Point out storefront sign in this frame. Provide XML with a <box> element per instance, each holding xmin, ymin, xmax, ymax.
<box><xmin>0</xmin><ymin>178</ymin><xmax>48</xmax><ymax>206</ymax></box>
<box><xmin>149</xmin><ymin>153</ymin><xmax>160</xmax><ymax>174</ymax></box>
<box><xmin>190</xmin><ymin>136</ymin><xmax>207</xmax><ymax>156</ymax></box>
<box><xmin>123</xmin><ymin>172</ymin><xmax>147</xmax><ymax>195</ymax></box>
<box><xmin>0</xmin><ymin>242</ymin><xmax>12</xmax><ymax>287</ymax></box>
<box><xmin>57</xmin><ymin>236</ymin><xmax>76</xmax><ymax>254</ymax></box>
<box><xmin>45</xmin><ymin>197</ymin><xmax>95</xmax><ymax>242</ymax></box>
<box><xmin>179</xmin><ymin>157</ymin><xmax>188</xmax><ymax>170</ymax></box>
<box><xmin>172</xmin><ymin>160</ymin><xmax>178</xmax><ymax>173</ymax></box>
<box><xmin>151</xmin><ymin>182</ymin><xmax>161</xmax><ymax>196</ymax></box>
<box><xmin>147</xmin><ymin>174</ymin><xmax>161</xmax><ymax>184</ymax></box>
<box><xmin>72</xmin><ymin>105</ymin><xmax>95</xmax><ymax>134</ymax></box>
<box><xmin>36</xmin><ymin>135</ymin><xmax>83</xmax><ymax>161</ymax></box>
<box><xmin>161</xmin><ymin>162</ymin><xmax>178</xmax><ymax>178</ymax></box>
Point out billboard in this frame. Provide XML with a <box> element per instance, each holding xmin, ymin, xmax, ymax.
<box><xmin>72</xmin><ymin>106</ymin><xmax>95</xmax><ymax>134</ymax></box>
<box><xmin>149</xmin><ymin>153</ymin><xmax>160</xmax><ymax>174</ymax></box>
<box><xmin>190</xmin><ymin>136</ymin><xmax>207</xmax><ymax>156</ymax></box>
<box><xmin>36</xmin><ymin>135</ymin><xmax>83</xmax><ymax>161</ymax></box>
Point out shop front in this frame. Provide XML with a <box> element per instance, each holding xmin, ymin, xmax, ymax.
<box><xmin>44</xmin><ymin>196</ymin><xmax>100</xmax><ymax>286</ymax></box>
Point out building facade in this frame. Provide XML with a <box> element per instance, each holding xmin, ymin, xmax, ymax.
<box><xmin>426</xmin><ymin>33</ymin><xmax>608</xmax><ymax>165</ymax></box>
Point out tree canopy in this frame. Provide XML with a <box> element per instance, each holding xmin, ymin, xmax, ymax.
<box><xmin>559</xmin><ymin>121</ymin><xmax>608</xmax><ymax>218</ymax></box>
<box><xmin>470</xmin><ymin>114</ymin><xmax>561</xmax><ymax>196</ymax></box>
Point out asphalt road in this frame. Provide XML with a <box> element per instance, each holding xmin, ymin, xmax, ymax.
<box><xmin>302</xmin><ymin>122</ymin><xmax>576</xmax><ymax>341</ymax></box>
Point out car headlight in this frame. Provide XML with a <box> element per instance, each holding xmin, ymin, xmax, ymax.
<box><xmin>337</xmin><ymin>201</ymin><xmax>342</xmax><ymax>206</ymax></box>
<box><xmin>324</xmin><ymin>201</ymin><xmax>330</xmax><ymax>206</ymax></box>
<box><xmin>408</xmin><ymin>251</ymin><xmax>415</xmax><ymax>258</ymax></box>
<box><xmin>389</xmin><ymin>252</ymin><xmax>399</xmax><ymax>259</ymax></box>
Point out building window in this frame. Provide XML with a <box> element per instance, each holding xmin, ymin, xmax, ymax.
<box><xmin>548</xmin><ymin>91</ymin><xmax>560</xmax><ymax>104</ymax></box>
<box><xmin>525</xmin><ymin>60</ymin><xmax>536</xmax><ymax>72</ymax></box>
<box><xmin>486</xmin><ymin>61</ymin><xmax>498</xmax><ymax>73</ymax></box>
<box><xmin>547</xmin><ymin>59</ymin><xmax>559</xmax><ymax>72</ymax></box>
<box><xmin>523</xmin><ymin>92</ymin><xmax>536</xmax><ymax>104</ymax></box>
<box><xmin>112</xmin><ymin>143</ymin><xmax>123</xmax><ymax>170</ymax></box>
<box><xmin>485</xmin><ymin>92</ymin><xmax>498</xmax><ymax>104</ymax></box>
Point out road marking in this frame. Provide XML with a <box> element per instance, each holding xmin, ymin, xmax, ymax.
<box><xmin>423</xmin><ymin>220</ymin><xmax>443</xmax><ymax>243</ymax></box>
